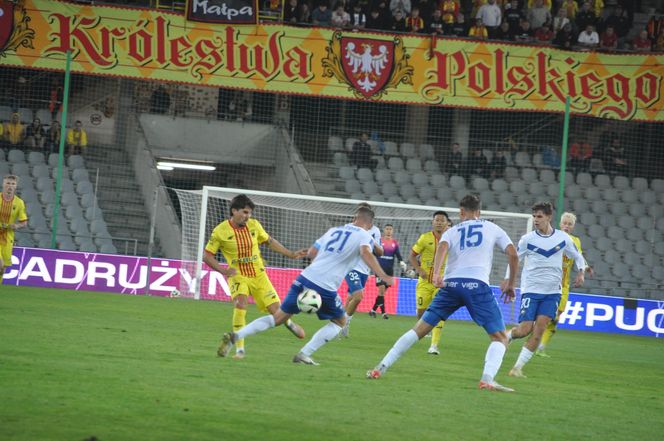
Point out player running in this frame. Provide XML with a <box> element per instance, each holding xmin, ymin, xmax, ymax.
<box><xmin>204</xmin><ymin>194</ymin><xmax>308</xmax><ymax>359</ymax></box>
<box><xmin>409</xmin><ymin>211</ymin><xmax>451</xmax><ymax>355</ymax></box>
<box><xmin>367</xmin><ymin>195</ymin><xmax>519</xmax><ymax>392</ymax></box>
<box><xmin>217</xmin><ymin>206</ymin><xmax>393</xmax><ymax>365</ymax></box>
<box><xmin>536</xmin><ymin>211</ymin><xmax>593</xmax><ymax>357</ymax></box>
<box><xmin>369</xmin><ymin>224</ymin><xmax>407</xmax><ymax>319</ymax></box>
<box><xmin>340</xmin><ymin>202</ymin><xmax>383</xmax><ymax>337</ymax></box>
<box><xmin>0</xmin><ymin>175</ymin><xmax>28</xmax><ymax>284</ymax></box>
<box><xmin>504</xmin><ymin>203</ymin><xmax>587</xmax><ymax>377</ymax></box>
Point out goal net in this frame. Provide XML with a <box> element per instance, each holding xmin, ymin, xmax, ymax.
<box><xmin>172</xmin><ymin>187</ymin><xmax>532</xmax><ymax>321</ymax></box>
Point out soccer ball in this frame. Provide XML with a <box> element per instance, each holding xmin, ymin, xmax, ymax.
<box><xmin>169</xmin><ymin>289</ymin><xmax>181</xmax><ymax>298</ymax></box>
<box><xmin>297</xmin><ymin>289</ymin><xmax>322</xmax><ymax>314</ymax></box>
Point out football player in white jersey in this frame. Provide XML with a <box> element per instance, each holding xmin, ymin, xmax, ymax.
<box><xmin>341</xmin><ymin>202</ymin><xmax>384</xmax><ymax>338</ymax></box>
<box><xmin>217</xmin><ymin>206</ymin><xmax>393</xmax><ymax>365</ymax></box>
<box><xmin>503</xmin><ymin>202</ymin><xmax>586</xmax><ymax>378</ymax></box>
<box><xmin>367</xmin><ymin>194</ymin><xmax>520</xmax><ymax>392</ymax></box>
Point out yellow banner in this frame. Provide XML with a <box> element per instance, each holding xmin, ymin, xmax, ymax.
<box><xmin>1</xmin><ymin>0</ymin><xmax>663</xmax><ymax>121</ymax></box>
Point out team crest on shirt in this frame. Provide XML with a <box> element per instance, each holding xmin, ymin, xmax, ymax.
<box><xmin>0</xmin><ymin>0</ymin><xmax>35</xmax><ymax>57</ymax></box>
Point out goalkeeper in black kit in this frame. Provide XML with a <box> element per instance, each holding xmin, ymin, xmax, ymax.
<box><xmin>369</xmin><ymin>224</ymin><xmax>406</xmax><ymax>319</ymax></box>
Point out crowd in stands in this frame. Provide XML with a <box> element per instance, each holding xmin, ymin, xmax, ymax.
<box><xmin>278</xmin><ymin>0</ymin><xmax>660</xmax><ymax>52</ymax></box>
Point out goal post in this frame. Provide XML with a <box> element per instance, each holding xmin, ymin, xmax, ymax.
<box><xmin>172</xmin><ymin>187</ymin><xmax>533</xmax><ymax>305</ymax></box>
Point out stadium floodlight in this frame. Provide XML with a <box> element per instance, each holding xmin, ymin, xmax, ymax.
<box><xmin>156</xmin><ymin>165</ymin><xmax>174</xmax><ymax>171</ymax></box>
<box><xmin>157</xmin><ymin>161</ymin><xmax>216</xmax><ymax>171</ymax></box>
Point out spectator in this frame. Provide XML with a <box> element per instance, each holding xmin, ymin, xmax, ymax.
<box><xmin>599</xmin><ymin>25</ymin><xmax>618</xmax><ymax>50</ymax></box>
<box><xmin>441</xmin><ymin>0</ymin><xmax>460</xmax><ymax>26</ymax></box>
<box><xmin>391</xmin><ymin>9</ymin><xmax>407</xmax><ymax>31</ymax></box>
<box><xmin>476</xmin><ymin>0</ymin><xmax>501</xmax><ymax>37</ymax></box>
<box><xmin>541</xmin><ymin>145</ymin><xmax>561</xmax><ymax>168</ymax></box>
<box><xmin>445</xmin><ymin>142</ymin><xmax>464</xmax><ymax>175</ymax></box>
<box><xmin>577</xmin><ymin>24</ymin><xmax>599</xmax><ymax>48</ymax></box>
<box><xmin>283</xmin><ymin>0</ymin><xmax>300</xmax><ymax>23</ymax></box>
<box><xmin>632</xmin><ymin>29</ymin><xmax>652</xmax><ymax>52</ymax></box>
<box><xmin>4</xmin><ymin>113</ymin><xmax>25</xmax><ymax>148</ymax></box>
<box><xmin>561</xmin><ymin>0</ymin><xmax>578</xmax><ymax>20</ymax></box>
<box><xmin>390</xmin><ymin>0</ymin><xmax>412</xmax><ymax>16</ymax></box>
<box><xmin>297</xmin><ymin>2</ymin><xmax>311</xmax><ymax>22</ymax></box>
<box><xmin>575</xmin><ymin>1</ymin><xmax>596</xmax><ymax>31</ymax></box>
<box><xmin>449</xmin><ymin>13</ymin><xmax>468</xmax><ymax>36</ymax></box>
<box><xmin>406</xmin><ymin>7</ymin><xmax>426</xmax><ymax>32</ymax></box>
<box><xmin>331</xmin><ymin>4</ymin><xmax>351</xmax><ymax>27</ymax></box>
<box><xmin>605</xmin><ymin>137</ymin><xmax>627</xmax><ymax>175</ymax></box>
<box><xmin>589</xmin><ymin>0</ymin><xmax>603</xmax><ymax>18</ymax></box>
<box><xmin>67</xmin><ymin>120</ymin><xmax>88</xmax><ymax>155</ymax></box>
<box><xmin>465</xmin><ymin>148</ymin><xmax>489</xmax><ymax>179</ymax></box>
<box><xmin>48</xmin><ymin>79</ymin><xmax>63</xmax><ymax>121</ymax></box>
<box><xmin>646</xmin><ymin>15</ymin><xmax>664</xmax><ymax>43</ymax></box>
<box><xmin>527</xmin><ymin>0</ymin><xmax>551</xmax><ymax>8</ymax></box>
<box><xmin>490</xmin><ymin>149</ymin><xmax>507</xmax><ymax>179</ymax></box>
<box><xmin>469</xmin><ymin>17</ymin><xmax>489</xmax><ymax>39</ymax></box>
<box><xmin>350</xmin><ymin>3</ymin><xmax>367</xmax><ymax>28</ymax></box>
<box><xmin>534</xmin><ymin>22</ymin><xmax>554</xmax><ymax>42</ymax></box>
<box><xmin>25</xmin><ymin>118</ymin><xmax>46</xmax><ymax>150</ymax></box>
<box><xmin>312</xmin><ymin>2</ymin><xmax>333</xmax><ymax>25</ymax></box>
<box><xmin>350</xmin><ymin>133</ymin><xmax>378</xmax><ymax>171</ymax></box>
<box><xmin>504</xmin><ymin>0</ymin><xmax>524</xmax><ymax>31</ymax></box>
<box><xmin>150</xmin><ymin>85</ymin><xmax>171</xmax><ymax>114</ymax></box>
<box><xmin>494</xmin><ymin>20</ymin><xmax>514</xmax><ymax>40</ymax></box>
<box><xmin>552</xmin><ymin>7</ymin><xmax>570</xmax><ymax>33</ymax></box>
<box><xmin>367</xmin><ymin>8</ymin><xmax>389</xmax><ymax>29</ymax></box>
<box><xmin>569</xmin><ymin>137</ymin><xmax>592</xmax><ymax>171</ymax></box>
<box><xmin>47</xmin><ymin>120</ymin><xmax>61</xmax><ymax>154</ymax></box>
<box><xmin>514</xmin><ymin>18</ymin><xmax>534</xmax><ymax>42</ymax></box>
<box><xmin>413</xmin><ymin>0</ymin><xmax>434</xmax><ymax>20</ymax></box>
<box><xmin>554</xmin><ymin>22</ymin><xmax>575</xmax><ymax>48</ymax></box>
<box><xmin>604</xmin><ymin>6</ymin><xmax>630</xmax><ymax>43</ymax></box>
<box><xmin>527</xmin><ymin>0</ymin><xmax>552</xmax><ymax>30</ymax></box>
<box><xmin>428</xmin><ymin>9</ymin><xmax>445</xmax><ymax>34</ymax></box>
<box><xmin>654</xmin><ymin>31</ymin><xmax>664</xmax><ymax>52</ymax></box>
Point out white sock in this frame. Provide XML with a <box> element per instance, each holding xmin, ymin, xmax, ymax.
<box><xmin>347</xmin><ymin>314</ymin><xmax>353</xmax><ymax>323</ymax></box>
<box><xmin>507</xmin><ymin>328</ymin><xmax>513</xmax><ymax>343</ymax></box>
<box><xmin>300</xmin><ymin>322</ymin><xmax>342</xmax><ymax>356</ymax></box>
<box><xmin>379</xmin><ymin>330</ymin><xmax>419</xmax><ymax>371</ymax></box>
<box><xmin>537</xmin><ymin>343</ymin><xmax>545</xmax><ymax>351</ymax></box>
<box><xmin>514</xmin><ymin>347</ymin><xmax>534</xmax><ymax>369</ymax></box>
<box><xmin>235</xmin><ymin>315</ymin><xmax>275</xmax><ymax>340</ymax></box>
<box><xmin>481</xmin><ymin>341</ymin><xmax>507</xmax><ymax>383</ymax></box>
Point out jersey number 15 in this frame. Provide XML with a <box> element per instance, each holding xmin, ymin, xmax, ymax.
<box><xmin>459</xmin><ymin>225</ymin><xmax>483</xmax><ymax>250</ymax></box>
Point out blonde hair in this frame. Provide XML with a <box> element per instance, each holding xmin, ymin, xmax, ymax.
<box><xmin>560</xmin><ymin>212</ymin><xmax>577</xmax><ymax>225</ymax></box>
<box><xmin>3</xmin><ymin>174</ymin><xmax>18</xmax><ymax>182</ymax></box>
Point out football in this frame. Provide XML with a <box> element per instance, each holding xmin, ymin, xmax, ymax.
<box><xmin>297</xmin><ymin>289</ymin><xmax>322</xmax><ymax>314</ymax></box>
<box><xmin>169</xmin><ymin>289</ymin><xmax>181</xmax><ymax>298</ymax></box>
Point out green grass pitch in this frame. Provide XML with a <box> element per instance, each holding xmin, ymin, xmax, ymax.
<box><xmin>1</xmin><ymin>286</ymin><xmax>663</xmax><ymax>441</ymax></box>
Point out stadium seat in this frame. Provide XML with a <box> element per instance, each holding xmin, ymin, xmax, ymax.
<box><xmin>470</xmin><ymin>177</ymin><xmax>487</xmax><ymax>192</ymax></box>
<box><xmin>406</xmin><ymin>196</ymin><xmax>422</xmax><ymax>205</ymax></box>
<box><xmin>618</xmin><ymin>217</ymin><xmax>636</xmax><ymax>230</ymax></box>
<box><xmin>419</xmin><ymin>144</ymin><xmax>435</xmax><ymax>160</ymax></box>
<box><xmin>332</xmin><ymin>152</ymin><xmax>348</xmax><ymax>167</ymax></box>
<box><xmin>387</xmin><ymin>195</ymin><xmax>404</xmax><ymax>204</ymax></box>
<box><xmin>362</xmin><ymin>180</ymin><xmax>379</xmax><ymax>196</ymax></box>
<box><xmin>51</xmin><ymin>166</ymin><xmax>69</xmax><ymax>180</ymax></box>
<box><xmin>84</xmin><ymin>206</ymin><xmax>104</xmax><ymax>222</ymax></box>
<box><xmin>394</xmin><ymin>170</ymin><xmax>410</xmax><ymax>185</ymax></box>
<box><xmin>575</xmin><ymin>172</ymin><xmax>592</xmax><ymax>187</ymax></box>
<box><xmin>424</xmin><ymin>198</ymin><xmax>439</xmax><ymax>207</ymax></box>
<box><xmin>350</xmin><ymin>192</ymin><xmax>365</xmax><ymax>201</ymax></box>
<box><xmin>40</xmin><ymin>189</ymin><xmax>56</xmax><ymax>205</ymax></box>
<box><xmin>339</xmin><ymin>166</ymin><xmax>355</xmax><ymax>180</ymax></box>
<box><xmin>357</xmin><ymin>168</ymin><xmax>373</xmax><ymax>183</ymax></box>
<box><xmin>65</xmin><ymin>204</ymin><xmax>83</xmax><ymax>221</ymax></box>
<box><xmin>100</xmin><ymin>243</ymin><xmax>118</xmax><ymax>254</ymax></box>
<box><xmin>418</xmin><ymin>186</ymin><xmax>434</xmax><ymax>201</ymax></box>
<box><xmin>35</xmin><ymin>109</ymin><xmax>52</xmax><ymax>126</ymax></box>
<box><xmin>606</xmin><ymin>226</ymin><xmax>623</xmax><ymax>240</ymax></box>
<box><xmin>383</xmin><ymin>141</ymin><xmax>399</xmax><ymax>156</ymax></box>
<box><xmin>587</xmin><ymin>224</ymin><xmax>605</xmax><ymax>239</ymax></box>
<box><xmin>17</xmin><ymin>108</ymin><xmax>33</xmax><ymax>124</ymax></box>
<box><xmin>27</xmin><ymin>152</ymin><xmax>45</xmax><ymax>166</ymax></box>
<box><xmin>61</xmin><ymin>191</ymin><xmax>79</xmax><ymax>207</ymax></box>
<box><xmin>573</xmin><ymin>199</ymin><xmax>589</xmax><ymax>213</ymax></box>
<box><xmin>75</xmin><ymin>180</ymin><xmax>94</xmax><ymax>196</ymax></box>
<box><xmin>79</xmin><ymin>241</ymin><xmax>97</xmax><ymax>253</ymax></box>
<box><xmin>0</xmin><ymin>162</ymin><xmax>9</xmax><ymax>176</ymax></box>
<box><xmin>509</xmin><ymin>180</ymin><xmax>526</xmax><ymax>194</ymax></box>
<box><xmin>504</xmin><ymin>167</ymin><xmax>519</xmax><ymax>181</ymax></box>
<box><xmin>588</xmin><ymin>159</ymin><xmax>605</xmax><ymax>174</ymax></box>
<box><xmin>375</xmin><ymin>169</ymin><xmax>392</xmax><ymax>184</ymax></box>
<box><xmin>603</xmin><ymin>249</ymin><xmax>621</xmax><ymax>265</ymax></box>
<box><xmin>366</xmin><ymin>139</ymin><xmax>380</xmax><ymax>154</ymax></box>
<box><xmin>634</xmin><ymin>240</ymin><xmax>651</xmax><ymax>255</ymax></box>
<box><xmin>532</xmin><ymin>153</ymin><xmax>543</xmax><ymax>168</ymax></box>
<box><xmin>546</xmin><ymin>183</ymin><xmax>559</xmax><ymax>198</ymax></box>
<box><xmin>70</xmin><ymin>217</ymin><xmax>90</xmax><ymax>236</ymax></box>
<box><xmin>48</xmin><ymin>153</ymin><xmax>59</xmax><ymax>167</ymax></box>
<box><xmin>11</xmin><ymin>163</ymin><xmax>29</xmax><ymax>176</ymax></box>
<box><xmin>424</xmin><ymin>160</ymin><xmax>440</xmax><ymax>173</ymax></box>
<box><xmin>436</xmin><ymin>188</ymin><xmax>450</xmax><ymax>202</ymax></box>
<box><xmin>612</xmin><ymin>175</ymin><xmax>629</xmax><ymax>190</ymax></box>
<box><xmin>597</xmin><ymin>209</ymin><xmax>616</xmax><ymax>226</ymax></box>
<box><xmin>632</xmin><ymin>177</ymin><xmax>648</xmax><ymax>191</ymax></box>
<box><xmin>514</xmin><ymin>151</ymin><xmax>531</xmax><ymax>167</ymax></box>
<box><xmin>387</xmin><ymin>157</ymin><xmax>404</xmax><ymax>171</ymax></box>
<box><xmin>479</xmin><ymin>190</ymin><xmax>496</xmax><ymax>205</ymax></box>
<box><xmin>651</xmin><ymin>179</ymin><xmax>664</xmax><ymax>193</ymax></box>
<box><xmin>584</xmin><ymin>187</ymin><xmax>600</xmax><ymax>200</ymax></box>
<box><xmin>608</xmin><ymin>201</ymin><xmax>627</xmax><ymax>215</ymax></box>
<box><xmin>602</xmin><ymin>188</ymin><xmax>619</xmax><ymax>202</ymax></box>
<box><xmin>344</xmin><ymin>179</ymin><xmax>361</xmax><ymax>194</ymax></box>
<box><xmin>594</xmin><ymin>174</ymin><xmax>611</xmax><ymax>188</ymax></box>
<box><xmin>627</xmin><ymin>229</ymin><xmax>644</xmax><ymax>242</ymax></box>
<box><xmin>412</xmin><ymin>173</ymin><xmax>428</xmax><ymax>188</ymax></box>
<box><xmin>381</xmin><ymin>182</ymin><xmax>397</xmax><ymax>197</ymax></box>
<box><xmin>430</xmin><ymin>174</ymin><xmax>445</xmax><ymax>187</ymax></box>
<box><xmin>621</xmin><ymin>190</ymin><xmax>638</xmax><ymax>204</ymax></box>
<box><xmin>647</xmin><ymin>204</ymin><xmax>664</xmax><ymax>218</ymax></box>
<box><xmin>406</xmin><ymin>158</ymin><xmax>422</xmax><ymax>172</ymax></box>
<box><xmin>449</xmin><ymin>175</ymin><xmax>465</xmax><ymax>190</ymax></box>
<box><xmin>491</xmin><ymin>179</ymin><xmax>508</xmax><ymax>193</ymax></box>
<box><xmin>652</xmin><ymin>266</ymin><xmax>664</xmax><ymax>282</ymax></box>
<box><xmin>372</xmin><ymin>155</ymin><xmax>386</xmax><ymax>170</ymax></box>
<box><xmin>636</xmin><ymin>217</ymin><xmax>653</xmax><ymax>231</ymax></box>
<box><xmin>521</xmin><ymin>168</ymin><xmax>537</xmax><ymax>182</ymax></box>
<box><xmin>399</xmin><ymin>184</ymin><xmax>416</xmax><ymax>199</ymax></box>
<box><xmin>615</xmin><ymin>238</ymin><xmax>633</xmax><ymax>253</ymax></box>
<box><xmin>399</xmin><ymin>143</ymin><xmax>416</xmax><ymax>158</ymax></box>
<box><xmin>0</xmin><ymin>105</ymin><xmax>12</xmax><ymax>122</ymax></box>
<box><xmin>628</xmin><ymin>203</ymin><xmax>642</xmax><ymax>218</ymax></box>
<box><xmin>639</xmin><ymin>191</ymin><xmax>657</xmax><ymax>204</ymax></box>
<box><xmin>579</xmin><ymin>212</ymin><xmax>597</xmax><ymax>226</ymax></box>
<box><xmin>68</xmin><ymin>155</ymin><xmax>86</xmax><ymax>170</ymax></box>
<box><xmin>328</xmin><ymin>136</ymin><xmax>343</xmax><ymax>152</ymax></box>
<box><xmin>8</xmin><ymin>150</ymin><xmax>26</xmax><ymax>163</ymax></box>
<box><xmin>540</xmin><ymin>169</ymin><xmax>556</xmax><ymax>184</ymax></box>
<box><xmin>31</xmin><ymin>164</ymin><xmax>49</xmax><ymax>179</ymax></box>
<box><xmin>498</xmin><ymin>192</ymin><xmax>514</xmax><ymax>208</ymax></box>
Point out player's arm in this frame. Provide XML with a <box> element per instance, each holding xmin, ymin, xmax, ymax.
<box><xmin>564</xmin><ymin>238</ymin><xmax>587</xmax><ymax>287</ymax></box>
<box><xmin>203</xmin><ymin>251</ymin><xmax>237</xmax><ymax>277</ymax></box>
<box><xmin>409</xmin><ymin>249</ymin><xmax>426</xmax><ymax>279</ymax></box>
<box><xmin>6</xmin><ymin>220</ymin><xmax>27</xmax><ymax>230</ymax></box>
<box><xmin>265</xmin><ymin>236</ymin><xmax>307</xmax><ymax>259</ymax></box>
<box><xmin>502</xmin><ymin>236</ymin><xmax>526</xmax><ymax>284</ymax></box>
<box><xmin>501</xmin><ymin>244</ymin><xmax>519</xmax><ymax>303</ymax></box>
<box><xmin>361</xmin><ymin>245</ymin><xmax>393</xmax><ymax>285</ymax></box>
<box><xmin>395</xmin><ymin>244</ymin><xmax>407</xmax><ymax>271</ymax></box>
<box><xmin>373</xmin><ymin>239</ymin><xmax>384</xmax><ymax>257</ymax></box>
<box><xmin>431</xmin><ymin>240</ymin><xmax>449</xmax><ymax>288</ymax></box>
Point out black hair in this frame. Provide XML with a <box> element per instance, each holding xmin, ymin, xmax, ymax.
<box><xmin>433</xmin><ymin>210</ymin><xmax>449</xmax><ymax>221</ymax></box>
<box><xmin>229</xmin><ymin>194</ymin><xmax>255</xmax><ymax>216</ymax></box>
<box><xmin>459</xmin><ymin>194</ymin><xmax>481</xmax><ymax>211</ymax></box>
<box><xmin>531</xmin><ymin>201</ymin><xmax>554</xmax><ymax>216</ymax></box>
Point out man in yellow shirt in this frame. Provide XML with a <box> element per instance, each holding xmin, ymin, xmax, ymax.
<box><xmin>0</xmin><ymin>175</ymin><xmax>28</xmax><ymax>284</ymax></box>
<box><xmin>204</xmin><ymin>194</ymin><xmax>308</xmax><ymax>359</ymax></box>
<box><xmin>67</xmin><ymin>120</ymin><xmax>88</xmax><ymax>155</ymax></box>
<box><xmin>537</xmin><ymin>211</ymin><xmax>593</xmax><ymax>357</ymax></box>
<box><xmin>409</xmin><ymin>211</ymin><xmax>451</xmax><ymax>355</ymax></box>
<box><xmin>4</xmin><ymin>113</ymin><xmax>25</xmax><ymax>147</ymax></box>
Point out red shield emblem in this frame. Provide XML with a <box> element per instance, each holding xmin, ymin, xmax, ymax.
<box><xmin>340</xmin><ymin>37</ymin><xmax>395</xmax><ymax>99</ymax></box>
<box><xmin>0</xmin><ymin>0</ymin><xmax>15</xmax><ymax>50</ymax></box>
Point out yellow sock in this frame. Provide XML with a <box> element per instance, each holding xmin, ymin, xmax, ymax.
<box><xmin>431</xmin><ymin>321</ymin><xmax>445</xmax><ymax>347</ymax></box>
<box><xmin>540</xmin><ymin>320</ymin><xmax>557</xmax><ymax>347</ymax></box>
<box><xmin>232</xmin><ymin>308</ymin><xmax>247</xmax><ymax>352</ymax></box>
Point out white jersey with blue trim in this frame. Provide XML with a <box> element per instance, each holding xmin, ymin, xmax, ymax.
<box><xmin>349</xmin><ymin>224</ymin><xmax>381</xmax><ymax>275</ymax></box>
<box><xmin>440</xmin><ymin>219</ymin><xmax>513</xmax><ymax>285</ymax></box>
<box><xmin>302</xmin><ymin>224</ymin><xmax>374</xmax><ymax>291</ymax></box>
<box><xmin>515</xmin><ymin>229</ymin><xmax>586</xmax><ymax>294</ymax></box>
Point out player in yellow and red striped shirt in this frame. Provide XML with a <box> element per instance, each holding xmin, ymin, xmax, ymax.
<box><xmin>0</xmin><ymin>175</ymin><xmax>28</xmax><ymax>284</ymax></box>
<box><xmin>203</xmin><ymin>194</ymin><xmax>308</xmax><ymax>359</ymax></box>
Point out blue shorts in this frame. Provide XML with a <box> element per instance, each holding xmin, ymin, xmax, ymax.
<box><xmin>518</xmin><ymin>293</ymin><xmax>561</xmax><ymax>322</ymax></box>
<box><xmin>421</xmin><ymin>278</ymin><xmax>505</xmax><ymax>334</ymax></box>
<box><xmin>281</xmin><ymin>275</ymin><xmax>346</xmax><ymax>320</ymax></box>
<box><xmin>345</xmin><ymin>270</ymin><xmax>368</xmax><ymax>295</ymax></box>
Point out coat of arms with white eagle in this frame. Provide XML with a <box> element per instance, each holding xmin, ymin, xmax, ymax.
<box><xmin>322</xmin><ymin>32</ymin><xmax>414</xmax><ymax>99</ymax></box>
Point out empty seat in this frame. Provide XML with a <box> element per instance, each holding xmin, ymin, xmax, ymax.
<box><xmin>357</xmin><ymin>168</ymin><xmax>373</xmax><ymax>183</ymax></box>
<box><xmin>587</xmin><ymin>224</ymin><xmax>605</xmax><ymax>239</ymax></box>
<box><xmin>540</xmin><ymin>169</ymin><xmax>556</xmax><ymax>184</ymax></box>
<box><xmin>576</xmin><ymin>172</ymin><xmax>592</xmax><ymax>187</ymax></box>
<box><xmin>406</xmin><ymin>158</ymin><xmax>422</xmax><ymax>172</ymax></box>
<box><xmin>521</xmin><ymin>168</ymin><xmax>537</xmax><ymax>182</ymax></box>
<box><xmin>514</xmin><ymin>151</ymin><xmax>531</xmax><ymax>167</ymax></box>
<box><xmin>17</xmin><ymin>108</ymin><xmax>33</xmax><ymax>123</ymax></box>
<box><xmin>399</xmin><ymin>143</ymin><xmax>416</xmax><ymax>158</ymax></box>
<box><xmin>61</xmin><ymin>191</ymin><xmax>79</xmax><ymax>207</ymax></box>
<box><xmin>602</xmin><ymin>188</ymin><xmax>619</xmax><ymax>202</ymax></box>
<box><xmin>546</xmin><ymin>183</ymin><xmax>559</xmax><ymax>198</ymax></box>
<box><xmin>651</xmin><ymin>179</ymin><xmax>664</xmax><ymax>193</ymax></box>
<box><xmin>8</xmin><ymin>150</ymin><xmax>26</xmax><ymax>163</ymax></box>
<box><xmin>612</xmin><ymin>175</ymin><xmax>629</xmax><ymax>190</ymax></box>
<box><xmin>383</xmin><ymin>141</ymin><xmax>398</xmax><ymax>156</ymax></box>
<box><xmin>387</xmin><ymin>157</ymin><xmax>404</xmax><ymax>171</ymax></box>
<box><xmin>579</xmin><ymin>212</ymin><xmax>597</xmax><ymax>226</ymax></box>
<box><xmin>584</xmin><ymin>187</ymin><xmax>601</xmax><ymax>201</ymax></box>
<box><xmin>639</xmin><ymin>191</ymin><xmax>657</xmax><ymax>204</ymax></box>
<box><xmin>627</xmin><ymin>229</ymin><xmax>644</xmax><ymax>242</ymax></box>
<box><xmin>11</xmin><ymin>163</ymin><xmax>29</xmax><ymax>176</ymax></box>
<box><xmin>418</xmin><ymin>187</ymin><xmax>434</xmax><ymax>201</ymax></box>
<box><xmin>573</xmin><ymin>199</ymin><xmax>590</xmax><ymax>214</ymax></box>
<box><xmin>509</xmin><ymin>180</ymin><xmax>526</xmax><ymax>194</ymax></box>
<box><xmin>606</xmin><ymin>226</ymin><xmax>623</xmax><ymax>240</ymax></box>
<box><xmin>0</xmin><ymin>105</ymin><xmax>12</xmax><ymax>122</ymax></box>
<box><xmin>100</xmin><ymin>243</ymin><xmax>118</xmax><ymax>254</ymax></box>
<box><xmin>64</xmin><ymin>204</ymin><xmax>83</xmax><ymax>220</ymax></box>
<box><xmin>68</xmin><ymin>155</ymin><xmax>85</xmax><ymax>169</ymax></box>
<box><xmin>498</xmin><ymin>192</ymin><xmax>514</xmax><ymax>207</ymax></box>
<box><xmin>424</xmin><ymin>160</ymin><xmax>440</xmax><ymax>173</ymax></box>
<box><xmin>412</xmin><ymin>173</ymin><xmax>428</xmax><ymax>188</ymax></box>
<box><xmin>636</xmin><ymin>217</ymin><xmax>653</xmax><ymax>231</ymax></box>
<box><xmin>618</xmin><ymin>217</ymin><xmax>635</xmax><ymax>229</ymax></box>
<box><xmin>339</xmin><ymin>166</ymin><xmax>355</xmax><ymax>180</ymax></box>
<box><xmin>472</xmin><ymin>177</ymin><xmax>489</xmax><ymax>191</ymax></box>
<box><xmin>424</xmin><ymin>198</ymin><xmax>439</xmax><ymax>206</ymax></box>
<box><xmin>27</xmin><ymin>151</ymin><xmax>45</xmax><ymax>166</ymax></box>
<box><xmin>621</xmin><ymin>190</ymin><xmax>638</xmax><ymax>204</ymax></box>
<box><xmin>48</xmin><ymin>153</ymin><xmax>59</xmax><ymax>167</ymax></box>
<box><xmin>375</xmin><ymin>169</ymin><xmax>391</xmax><ymax>184</ymax></box>
<box><xmin>31</xmin><ymin>164</ymin><xmax>50</xmax><ymax>179</ymax></box>
<box><xmin>430</xmin><ymin>174</ymin><xmax>445</xmax><ymax>187</ymax></box>
<box><xmin>491</xmin><ymin>179</ymin><xmax>508</xmax><ymax>192</ymax></box>
<box><xmin>344</xmin><ymin>179</ymin><xmax>361</xmax><ymax>194</ymax></box>
<box><xmin>350</xmin><ymin>192</ymin><xmax>365</xmax><ymax>201</ymax></box>
<box><xmin>51</xmin><ymin>166</ymin><xmax>69</xmax><ymax>179</ymax></box>
<box><xmin>332</xmin><ymin>152</ymin><xmax>348</xmax><ymax>167</ymax></box>
<box><xmin>609</xmin><ymin>201</ymin><xmax>627</xmax><ymax>215</ymax></box>
<box><xmin>532</xmin><ymin>153</ymin><xmax>543</xmax><ymax>168</ymax></box>
<box><xmin>632</xmin><ymin>177</ymin><xmax>648</xmax><ymax>191</ymax></box>
<box><xmin>328</xmin><ymin>136</ymin><xmax>343</xmax><ymax>151</ymax></box>
<box><xmin>615</xmin><ymin>238</ymin><xmax>633</xmax><ymax>253</ymax></box>
<box><xmin>436</xmin><ymin>188</ymin><xmax>450</xmax><ymax>202</ymax></box>
<box><xmin>399</xmin><ymin>184</ymin><xmax>416</xmax><ymax>199</ymax></box>
<box><xmin>381</xmin><ymin>181</ymin><xmax>397</xmax><ymax>196</ymax></box>
<box><xmin>449</xmin><ymin>175</ymin><xmax>465</xmax><ymax>190</ymax></box>
<box><xmin>634</xmin><ymin>240</ymin><xmax>651</xmax><ymax>255</ymax></box>
<box><xmin>387</xmin><ymin>195</ymin><xmax>404</xmax><ymax>204</ymax></box>
<box><xmin>35</xmin><ymin>109</ymin><xmax>52</xmax><ymax>126</ymax></box>
<box><xmin>405</xmin><ymin>196</ymin><xmax>422</xmax><ymax>205</ymax></box>
<box><xmin>394</xmin><ymin>171</ymin><xmax>410</xmax><ymax>185</ymax></box>
<box><xmin>362</xmin><ymin>180</ymin><xmax>379</xmax><ymax>195</ymax></box>
<box><xmin>594</xmin><ymin>174</ymin><xmax>611</xmax><ymax>188</ymax></box>
<box><xmin>504</xmin><ymin>167</ymin><xmax>519</xmax><ymax>181</ymax></box>
<box><xmin>419</xmin><ymin>144</ymin><xmax>435</xmax><ymax>160</ymax></box>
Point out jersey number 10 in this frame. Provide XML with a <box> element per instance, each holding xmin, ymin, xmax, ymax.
<box><xmin>458</xmin><ymin>225</ymin><xmax>483</xmax><ymax>250</ymax></box>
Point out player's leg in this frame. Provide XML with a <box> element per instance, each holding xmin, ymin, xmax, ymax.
<box><xmin>229</xmin><ymin>278</ymin><xmax>249</xmax><ymax>358</ymax></box>
<box><xmin>0</xmin><ymin>244</ymin><xmax>10</xmax><ymax>284</ymax></box>
<box><xmin>370</xmin><ymin>283</ymin><xmax>387</xmax><ymax>318</ymax></box>
<box><xmin>512</xmin><ymin>294</ymin><xmax>560</xmax><ymax>375</ymax></box>
<box><xmin>538</xmin><ymin>289</ymin><xmax>568</xmax><ymax>357</ymax></box>
<box><xmin>258</xmin><ymin>275</ymin><xmax>305</xmax><ymax>340</ymax></box>
<box><xmin>368</xmin><ymin>287</ymin><xmax>458</xmax><ymax>379</ymax></box>
<box><xmin>418</xmin><ymin>283</ymin><xmax>444</xmax><ymax>354</ymax></box>
<box><xmin>507</xmin><ymin>293</ymin><xmax>537</xmax><ymax>341</ymax></box>
<box><xmin>341</xmin><ymin>271</ymin><xmax>368</xmax><ymax>337</ymax></box>
<box><xmin>294</xmin><ymin>292</ymin><xmax>347</xmax><ymax>365</ymax></box>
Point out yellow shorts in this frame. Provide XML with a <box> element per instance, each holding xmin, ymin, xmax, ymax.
<box><xmin>1</xmin><ymin>243</ymin><xmax>13</xmax><ymax>267</ymax></box>
<box><xmin>416</xmin><ymin>279</ymin><xmax>439</xmax><ymax>311</ymax></box>
<box><xmin>558</xmin><ymin>288</ymin><xmax>570</xmax><ymax>314</ymax></box>
<box><xmin>228</xmin><ymin>272</ymin><xmax>280</xmax><ymax>313</ymax></box>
